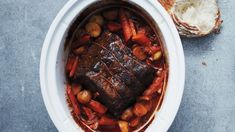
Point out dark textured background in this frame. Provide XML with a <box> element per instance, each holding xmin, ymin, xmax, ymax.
<box><xmin>0</xmin><ymin>0</ymin><xmax>234</xmax><ymax>132</ymax></box>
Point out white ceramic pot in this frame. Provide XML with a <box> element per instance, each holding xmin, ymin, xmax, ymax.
<box><xmin>40</xmin><ymin>0</ymin><xmax>185</xmax><ymax>131</ymax></box>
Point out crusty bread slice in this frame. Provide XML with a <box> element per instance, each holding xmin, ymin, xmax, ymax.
<box><xmin>159</xmin><ymin>0</ymin><xmax>222</xmax><ymax>37</ymax></box>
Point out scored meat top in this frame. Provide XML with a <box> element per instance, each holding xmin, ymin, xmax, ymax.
<box><xmin>74</xmin><ymin>32</ymin><xmax>156</xmax><ymax>117</ymax></box>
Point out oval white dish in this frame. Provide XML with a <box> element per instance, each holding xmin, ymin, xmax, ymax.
<box><xmin>40</xmin><ymin>0</ymin><xmax>185</xmax><ymax>131</ymax></box>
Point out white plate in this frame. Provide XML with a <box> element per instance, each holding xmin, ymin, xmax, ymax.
<box><xmin>40</xmin><ymin>0</ymin><xmax>185</xmax><ymax>131</ymax></box>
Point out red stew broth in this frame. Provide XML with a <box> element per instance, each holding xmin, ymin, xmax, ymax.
<box><xmin>64</xmin><ymin>6</ymin><xmax>168</xmax><ymax>132</ymax></box>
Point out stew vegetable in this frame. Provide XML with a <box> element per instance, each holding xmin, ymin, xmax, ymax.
<box><xmin>65</xmin><ymin>8</ymin><xmax>168</xmax><ymax>132</ymax></box>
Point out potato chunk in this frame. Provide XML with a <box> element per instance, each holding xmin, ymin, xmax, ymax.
<box><xmin>85</xmin><ymin>22</ymin><xmax>101</xmax><ymax>38</ymax></box>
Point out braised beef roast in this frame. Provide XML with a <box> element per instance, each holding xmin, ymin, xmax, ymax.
<box><xmin>74</xmin><ymin>32</ymin><xmax>156</xmax><ymax>117</ymax></box>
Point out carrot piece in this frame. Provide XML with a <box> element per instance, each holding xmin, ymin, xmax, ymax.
<box><xmin>119</xmin><ymin>9</ymin><xmax>132</xmax><ymax>42</ymax></box>
<box><xmin>132</xmin><ymin>46</ymin><xmax>147</xmax><ymax>61</ymax></box>
<box><xmin>88</xmin><ymin>100</ymin><xmax>107</xmax><ymax>114</ymax></box>
<box><xmin>107</xmin><ymin>22</ymin><xmax>122</xmax><ymax>32</ymax></box>
<box><xmin>73</xmin><ymin>46</ymin><xmax>86</xmax><ymax>55</ymax></box>
<box><xmin>66</xmin><ymin>84</ymin><xmax>81</xmax><ymax>116</ymax></box>
<box><xmin>72</xmin><ymin>84</ymin><xmax>81</xmax><ymax>95</ymax></box>
<box><xmin>129</xmin><ymin>19</ymin><xmax>136</xmax><ymax>36</ymax></box>
<box><xmin>129</xmin><ymin>117</ymin><xmax>141</xmax><ymax>127</ymax></box>
<box><xmin>144</xmin><ymin>101</ymin><xmax>153</xmax><ymax>111</ymax></box>
<box><xmin>145</xmin><ymin>46</ymin><xmax>161</xmax><ymax>55</ymax></box>
<box><xmin>82</xmin><ymin>106</ymin><xmax>96</xmax><ymax>120</ymax></box>
<box><xmin>143</xmin><ymin>75</ymin><xmax>164</xmax><ymax>96</ymax></box>
<box><xmin>80</xmin><ymin>35</ymin><xmax>90</xmax><ymax>43</ymax></box>
<box><xmin>66</xmin><ymin>57</ymin><xmax>75</xmax><ymax>73</ymax></box>
<box><xmin>72</xmin><ymin>35</ymin><xmax>90</xmax><ymax>49</ymax></box>
<box><xmin>98</xmin><ymin>115</ymin><xmax>117</xmax><ymax>125</ymax></box>
<box><xmin>150</xmin><ymin>46</ymin><xmax>161</xmax><ymax>53</ymax></box>
<box><xmin>132</xmin><ymin>33</ymin><xmax>151</xmax><ymax>47</ymax></box>
<box><xmin>145</xmin><ymin>59</ymin><xmax>152</xmax><ymax>66</ymax></box>
<box><xmin>69</xmin><ymin>56</ymin><xmax>79</xmax><ymax>77</ymax></box>
<box><xmin>137</xmin><ymin>27</ymin><xmax>146</xmax><ymax>34</ymax></box>
<box><xmin>138</xmin><ymin>95</ymin><xmax>152</xmax><ymax>101</ymax></box>
<box><xmin>133</xmin><ymin>103</ymin><xmax>148</xmax><ymax>117</ymax></box>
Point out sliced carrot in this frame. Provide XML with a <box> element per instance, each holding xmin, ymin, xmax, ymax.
<box><xmin>137</xmin><ymin>27</ymin><xmax>146</xmax><ymax>34</ymax></box>
<box><xmin>88</xmin><ymin>100</ymin><xmax>107</xmax><ymax>114</ymax></box>
<box><xmin>143</xmin><ymin>101</ymin><xmax>153</xmax><ymax>111</ymax></box>
<box><xmin>151</xmin><ymin>46</ymin><xmax>161</xmax><ymax>53</ymax></box>
<box><xmin>82</xmin><ymin>106</ymin><xmax>96</xmax><ymax>120</ymax></box>
<box><xmin>66</xmin><ymin>84</ymin><xmax>80</xmax><ymax>116</ymax></box>
<box><xmin>133</xmin><ymin>103</ymin><xmax>148</xmax><ymax>117</ymax></box>
<box><xmin>69</xmin><ymin>56</ymin><xmax>79</xmax><ymax>77</ymax></box>
<box><xmin>145</xmin><ymin>46</ymin><xmax>161</xmax><ymax>55</ymax></box>
<box><xmin>72</xmin><ymin>35</ymin><xmax>90</xmax><ymax>49</ymax></box>
<box><xmin>143</xmin><ymin>75</ymin><xmax>164</xmax><ymax>96</ymax></box>
<box><xmin>66</xmin><ymin>57</ymin><xmax>75</xmax><ymax>73</ymax></box>
<box><xmin>132</xmin><ymin>33</ymin><xmax>151</xmax><ymax>47</ymax></box>
<box><xmin>145</xmin><ymin>59</ymin><xmax>152</xmax><ymax>66</ymax></box>
<box><xmin>138</xmin><ymin>95</ymin><xmax>152</xmax><ymax>101</ymax></box>
<box><xmin>119</xmin><ymin>9</ymin><xmax>132</xmax><ymax>42</ymax></box>
<box><xmin>98</xmin><ymin>115</ymin><xmax>117</xmax><ymax>125</ymax></box>
<box><xmin>132</xmin><ymin>46</ymin><xmax>147</xmax><ymax>61</ymax></box>
<box><xmin>128</xmin><ymin>19</ymin><xmax>136</xmax><ymax>36</ymax></box>
<box><xmin>72</xmin><ymin>84</ymin><xmax>81</xmax><ymax>95</ymax></box>
<box><xmin>129</xmin><ymin>117</ymin><xmax>141</xmax><ymax>127</ymax></box>
<box><xmin>81</xmin><ymin>35</ymin><xmax>90</xmax><ymax>43</ymax></box>
<box><xmin>107</xmin><ymin>22</ymin><xmax>122</xmax><ymax>32</ymax></box>
<box><xmin>73</xmin><ymin>46</ymin><xmax>86</xmax><ymax>55</ymax></box>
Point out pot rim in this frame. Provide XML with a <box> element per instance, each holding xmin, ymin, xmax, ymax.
<box><xmin>40</xmin><ymin>0</ymin><xmax>185</xmax><ymax>132</ymax></box>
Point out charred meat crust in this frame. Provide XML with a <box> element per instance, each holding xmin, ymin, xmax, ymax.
<box><xmin>73</xmin><ymin>32</ymin><xmax>155</xmax><ymax>117</ymax></box>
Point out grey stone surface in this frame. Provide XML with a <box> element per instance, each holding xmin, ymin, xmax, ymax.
<box><xmin>0</xmin><ymin>0</ymin><xmax>234</xmax><ymax>132</ymax></box>
<box><xmin>0</xmin><ymin>0</ymin><xmax>66</xmax><ymax>132</ymax></box>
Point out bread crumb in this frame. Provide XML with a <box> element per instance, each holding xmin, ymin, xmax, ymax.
<box><xmin>202</xmin><ymin>61</ymin><xmax>207</xmax><ymax>66</ymax></box>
